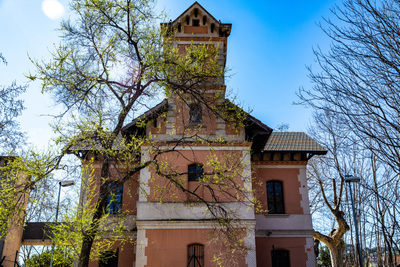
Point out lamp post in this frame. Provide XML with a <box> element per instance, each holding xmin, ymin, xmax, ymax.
<box><xmin>345</xmin><ymin>175</ymin><xmax>363</xmax><ymax>267</ymax></box>
<box><xmin>49</xmin><ymin>180</ymin><xmax>75</xmax><ymax>267</ymax></box>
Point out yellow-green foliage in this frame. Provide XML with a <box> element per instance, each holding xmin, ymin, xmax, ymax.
<box><xmin>0</xmin><ymin>150</ymin><xmax>60</xmax><ymax>238</ymax></box>
<box><xmin>50</xmin><ymin>161</ymin><xmax>134</xmax><ymax>261</ymax></box>
<box><xmin>25</xmin><ymin>247</ymin><xmax>74</xmax><ymax>267</ymax></box>
<box><xmin>23</xmin><ymin>0</ymin><xmax>252</xmax><ymax>265</ymax></box>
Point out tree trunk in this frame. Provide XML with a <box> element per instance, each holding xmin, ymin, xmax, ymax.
<box><xmin>313</xmin><ymin>208</ymin><xmax>349</xmax><ymax>267</ymax></box>
<box><xmin>314</xmin><ymin>238</ymin><xmax>320</xmax><ymax>262</ymax></box>
<box><xmin>329</xmin><ymin>239</ymin><xmax>345</xmax><ymax>267</ymax></box>
<box><xmin>77</xmin><ymin>196</ymin><xmax>105</xmax><ymax>267</ymax></box>
<box><xmin>78</xmin><ymin>236</ymin><xmax>95</xmax><ymax>267</ymax></box>
<box><xmin>77</xmin><ymin>159</ymin><xmax>111</xmax><ymax>267</ymax></box>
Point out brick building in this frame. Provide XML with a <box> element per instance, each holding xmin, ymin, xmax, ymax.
<box><xmin>84</xmin><ymin>2</ymin><xmax>327</xmax><ymax>267</ymax></box>
<box><xmin>1</xmin><ymin>2</ymin><xmax>326</xmax><ymax>267</ymax></box>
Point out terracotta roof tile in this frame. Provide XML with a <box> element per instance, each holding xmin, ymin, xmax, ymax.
<box><xmin>264</xmin><ymin>132</ymin><xmax>326</xmax><ymax>153</ymax></box>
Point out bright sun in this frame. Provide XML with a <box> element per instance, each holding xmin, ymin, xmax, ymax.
<box><xmin>42</xmin><ymin>0</ymin><xmax>65</xmax><ymax>20</ymax></box>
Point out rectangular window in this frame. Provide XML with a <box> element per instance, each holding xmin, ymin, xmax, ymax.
<box><xmin>106</xmin><ymin>182</ymin><xmax>123</xmax><ymax>214</ymax></box>
<box><xmin>188</xmin><ymin>164</ymin><xmax>203</xmax><ymax>181</ymax></box>
<box><xmin>266</xmin><ymin>181</ymin><xmax>284</xmax><ymax>214</ymax></box>
<box><xmin>189</xmin><ymin>104</ymin><xmax>202</xmax><ymax>123</ymax></box>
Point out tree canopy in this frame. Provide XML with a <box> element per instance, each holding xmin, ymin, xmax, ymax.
<box><xmin>27</xmin><ymin>0</ymin><xmax>248</xmax><ymax>266</ymax></box>
<box><xmin>299</xmin><ymin>0</ymin><xmax>400</xmax><ymax>266</ymax></box>
<box><xmin>299</xmin><ymin>0</ymin><xmax>400</xmax><ymax>172</ymax></box>
<box><xmin>0</xmin><ymin>53</ymin><xmax>26</xmax><ymax>154</ymax></box>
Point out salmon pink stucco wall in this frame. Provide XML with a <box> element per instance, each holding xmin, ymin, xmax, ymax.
<box><xmin>122</xmin><ymin>173</ymin><xmax>139</xmax><ymax>214</ymax></box>
<box><xmin>172</xmin><ymin>95</ymin><xmax>219</xmax><ymax>135</ymax></box>
<box><xmin>253</xmin><ymin>166</ymin><xmax>304</xmax><ymax>214</ymax></box>
<box><xmin>256</xmin><ymin>237</ymin><xmax>308</xmax><ymax>267</ymax></box>
<box><xmin>147</xmin><ymin>149</ymin><xmax>246</xmax><ymax>203</ymax></box>
<box><xmin>88</xmin><ymin>241</ymin><xmax>136</xmax><ymax>267</ymax></box>
<box><xmin>83</xmin><ymin>162</ymin><xmax>139</xmax><ymax>215</ymax></box>
<box><xmin>184</xmin><ymin>25</ymin><xmax>208</xmax><ymax>34</ymax></box>
<box><xmin>144</xmin><ymin>228</ymin><xmax>247</xmax><ymax>267</ymax></box>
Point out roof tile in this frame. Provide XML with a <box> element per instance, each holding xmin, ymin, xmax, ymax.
<box><xmin>264</xmin><ymin>132</ymin><xmax>326</xmax><ymax>152</ymax></box>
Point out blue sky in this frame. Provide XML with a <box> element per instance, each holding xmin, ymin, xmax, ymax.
<box><xmin>0</xmin><ymin>0</ymin><xmax>337</xmax><ymax>149</ymax></box>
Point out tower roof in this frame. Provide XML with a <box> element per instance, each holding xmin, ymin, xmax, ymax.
<box><xmin>171</xmin><ymin>2</ymin><xmax>220</xmax><ymax>26</ymax></box>
<box><xmin>163</xmin><ymin>2</ymin><xmax>231</xmax><ymax>37</ymax></box>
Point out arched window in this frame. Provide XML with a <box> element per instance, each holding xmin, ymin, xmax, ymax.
<box><xmin>188</xmin><ymin>164</ymin><xmax>203</xmax><ymax>182</ymax></box>
<box><xmin>187</xmin><ymin>243</ymin><xmax>204</xmax><ymax>267</ymax></box>
<box><xmin>266</xmin><ymin>180</ymin><xmax>284</xmax><ymax>214</ymax></box>
<box><xmin>271</xmin><ymin>249</ymin><xmax>290</xmax><ymax>267</ymax></box>
<box><xmin>189</xmin><ymin>104</ymin><xmax>202</xmax><ymax>123</ymax></box>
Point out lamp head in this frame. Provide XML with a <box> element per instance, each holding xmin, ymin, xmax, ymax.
<box><xmin>344</xmin><ymin>175</ymin><xmax>360</xmax><ymax>183</ymax></box>
<box><xmin>60</xmin><ymin>180</ymin><xmax>75</xmax><ymax>187</ymax></box>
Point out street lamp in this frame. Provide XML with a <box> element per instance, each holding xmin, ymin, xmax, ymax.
<box><xmin>49</xmin><ymin>180</ymin><xmax>75</xmax><ymax>267</ymax></box>
<box><xmin>345</xmin><ymin>175</ymin><xmax>363</xmax><ymax>267</ymax></box>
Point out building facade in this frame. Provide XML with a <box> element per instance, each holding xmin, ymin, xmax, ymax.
<box><xmin>0</xmin><ymin>3</ymin><xmax>327</xmax><ymax>267</ymax></box>
<box><xmin>83</xmin><ymin>2</ymin><xmax>327</xmax><ymax>267</ymax></box>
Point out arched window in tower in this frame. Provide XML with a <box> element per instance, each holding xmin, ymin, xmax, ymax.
<box><xmin>189</xmin><ymin>104</ymin><xmax>202</xmax><ymax>123</ymax></box>
<box><xmin>266</xmin><ymin>180</ymin><xmax>284</xmax><ymax>214</ymax></box>
<box><xmin>187</xmin><ymin>243</ymin><xmax>204</xmax><ymax>267</ymax></box>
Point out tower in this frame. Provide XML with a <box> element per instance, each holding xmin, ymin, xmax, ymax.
<box><xmin>131</xmin><ymin>3</ymin><xmax>257</xmax><ymax>267</ymax></box>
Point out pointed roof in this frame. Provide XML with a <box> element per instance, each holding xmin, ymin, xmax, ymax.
<box><xmin>165</xmin><ymin>2</ymin><xmax>232</xmax><ymax>37</ymax></box>
<box><xmin>120</xmin><ymin>102</ymin><xmax>327</xmax><ymax>156</ymax></box>
<box><xmin>122</xmin><ymin>99</ymin><xmax>272</xmax><ymax>155</ymax></box>
<box><xmin>122</xmin><ymin>99</ymin><xmax>168</xmax><ymax>131</ymax></box>
<box><xmin>171</xmin><ymin>2</ymin><xmax>219</xmax><ymax>26</ymax></box>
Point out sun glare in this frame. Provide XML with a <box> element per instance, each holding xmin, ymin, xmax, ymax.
<box><xmin>42</xmin><ymin>0</ymin><xmax>65</xmax><ymax>20</ymax></box>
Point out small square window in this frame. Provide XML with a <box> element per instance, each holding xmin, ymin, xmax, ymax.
<box><xmin>192</xmin><ymin>19</ymin><xmax>200</xmax><ymax>27</ymax></box>
<box><xmin>188</xmin><ymin>164</ymin><xmax>203</xmax><ymax>181</ymax></box>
